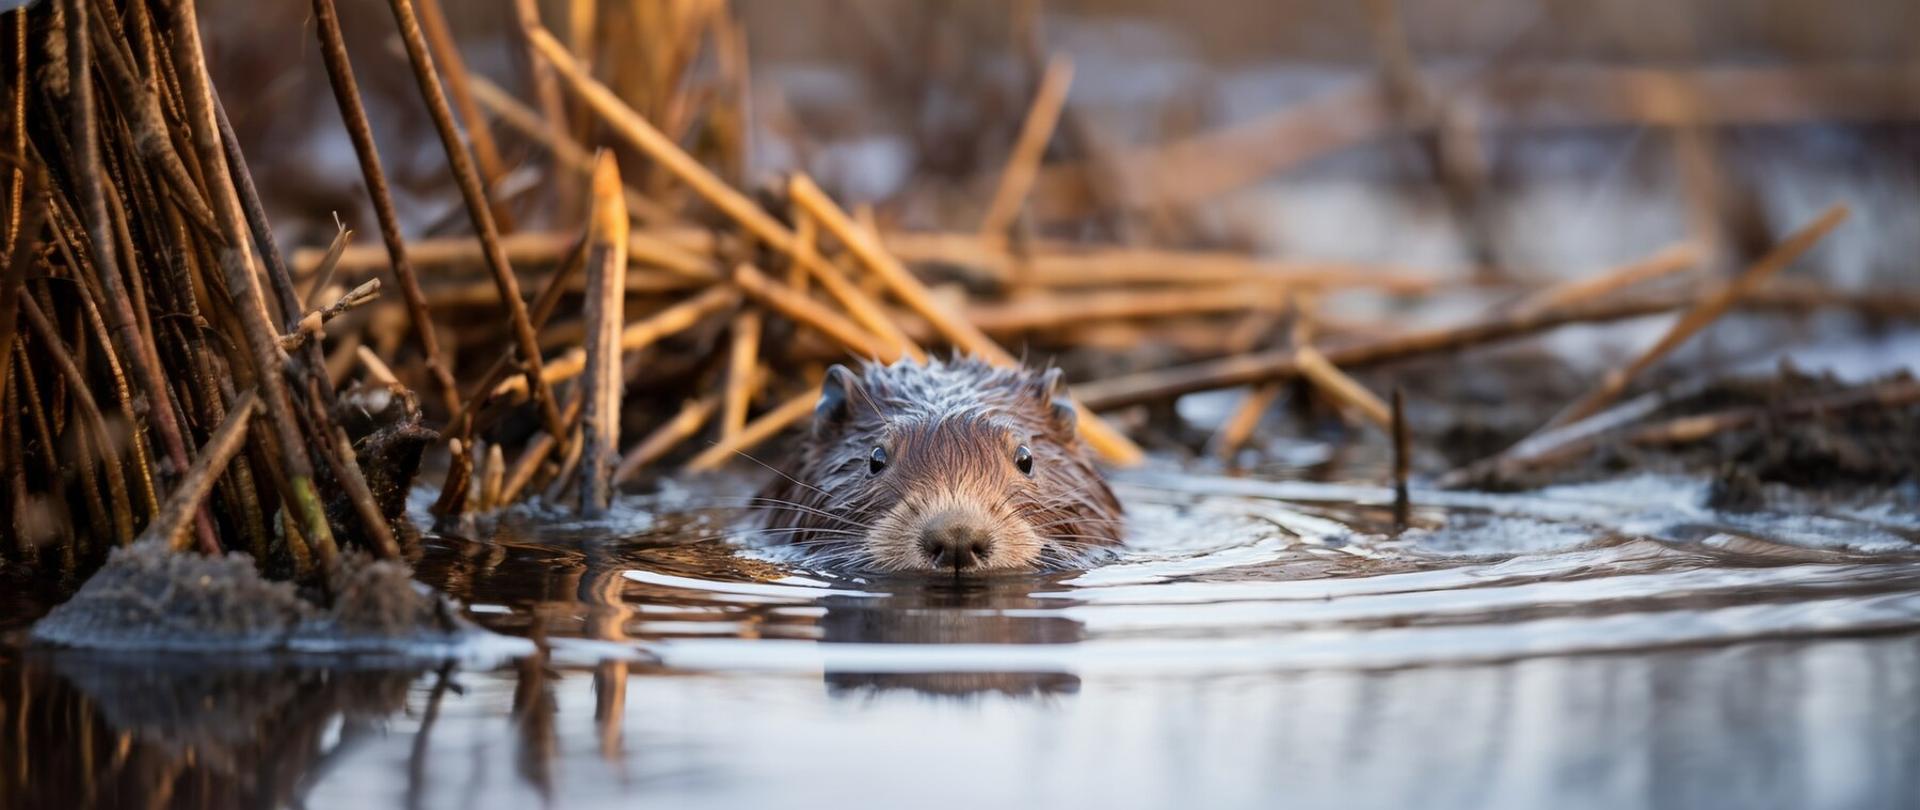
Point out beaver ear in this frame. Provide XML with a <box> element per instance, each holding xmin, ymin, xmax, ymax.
<box><xmin>1031</xmin><ymin>367</ymin><xmax>1067</xmax><ymax>402</ymax></box>
<box><xmin>1049</xmin><ymin>396</ymin><xmax>1078</xmax><ymax>436</ymax></box>
<box><xmin>814</xmin><ymin>364</ymin><xmax>859</xmax><ymax>433</ymax></box>
<box><xmin>1034</xmin><ymin>367</ymin><xmax>1076</xmax><ymax>433</ymax></box>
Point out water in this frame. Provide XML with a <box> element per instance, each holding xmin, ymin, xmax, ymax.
<box><xmin>5</xmin><ymin>472</ymin><xmax>1920</xmax><ymax>809</ymax></box>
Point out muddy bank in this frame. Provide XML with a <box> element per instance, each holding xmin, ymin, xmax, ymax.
<box><xmin>28</xmin><ymin>541</ymin><xmax>508</xmax><ymax>655</ymax></box>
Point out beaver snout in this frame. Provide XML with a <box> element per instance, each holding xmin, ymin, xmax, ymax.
<box><xmin>916</xmin><ymin>509</ymin><xmax>995</xmax><ymax>571</ymax></box>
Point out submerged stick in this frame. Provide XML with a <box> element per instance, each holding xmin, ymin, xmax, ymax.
<box><xmin>979</xmin><ymin>56</ymin><xmax>1073</xmax><ymax>237</ymax></box>
<box><xmin>141</xmin><ymin>390</ymin><xmax>260</xmax><ymax>551</ymax></box>
<box><xmin>1545</xmin><ymin>203</ymin><xmax>1848</xmax><ymax>428</ymax></box>
<box><xmin>577</xmin><ymin>153</ymin><xmax>629</xmax><ymax>514</ymax></box>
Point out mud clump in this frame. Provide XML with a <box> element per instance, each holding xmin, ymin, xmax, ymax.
<box><xmin>324</xmin><ymin>382</ymin><xmax>439</xmax><ymax>535</ymax></box>
<box><xmin>29</xmin><ymin>541</ymin><xmax>477</xmax><ymax>654</ymax></box>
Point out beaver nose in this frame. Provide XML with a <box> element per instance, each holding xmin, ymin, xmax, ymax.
<box><xmin>918</xmin><ymin>513</ymin><xmax>993</xmax><ymax>571</ymax></box>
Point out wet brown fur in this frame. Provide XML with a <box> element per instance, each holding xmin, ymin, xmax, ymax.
<box><xmin>758</xmin><ymin>357</ymin><xmax>1124</xmax><ymax>573</ymax></box>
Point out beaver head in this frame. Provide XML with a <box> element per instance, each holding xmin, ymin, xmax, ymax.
<box><xmin>759</xmin><ymin>358</ymin><xmax>1124</xmax><ymax>574</ymax></box>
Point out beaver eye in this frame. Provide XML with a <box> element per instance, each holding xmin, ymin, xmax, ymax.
<box><xmin>1014</xmin><ymin>444</ymin><xmax>1033</xmax><ymax>476</ymax></box>
<box><xmin>868</xmin><ymin>446</ymin><xmax>888</xmax><ymax>475</ymax></box>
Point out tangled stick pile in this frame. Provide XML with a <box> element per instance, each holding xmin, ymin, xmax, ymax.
<box><xmin>2</xmin><ymin>0</ymin><xmax>1909</xmax><ymax>586</ymax></box>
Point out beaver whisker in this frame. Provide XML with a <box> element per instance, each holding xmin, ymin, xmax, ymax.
<box><xmin>744</xmin><ymin>497</ymin><xmax>875</xmax><ymax>530</ymax></box>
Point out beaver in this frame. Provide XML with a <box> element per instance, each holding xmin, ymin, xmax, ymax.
<box><xmin>758</xmin><ymin>357</ymin><xmax>1124</xmax><ymax>573</ymax></box>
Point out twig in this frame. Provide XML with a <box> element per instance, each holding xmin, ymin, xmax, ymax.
<box><xmin>311</xmin><ymin>0</ymin><xmax>459</xmax><ymax>415</ymax></box>
<box><xmin>300</xmin><ymin>224</ymin><xmax>353</xmax><ymax>311</ymax></box>
<box><xmin>613</xmin><ymin>396</ymin><xmax>717</xmax><ymax>484</ymax></box>
<box><xmin>685</xmin><ymin>386</ymin><xmax>818</xmax><ymax>472</ymax></box>
<box><xmin>280</xmin><ymin>279</ymin><xmax>381</xmax><ymax>351</ymax></box>
<box><xmin>357</xmin><ymin>345</ymin><xmax>401</xmax><ymax>386</ymax></box>
<box><xmin>466</xmin><ymin>75</ymin><xmax>673</xmax><ymax>224</ymax></box>
<box><xmin>1544</xmin><ymin>203</ymin><xmax>1848</xmax><ymax>428</ymax></box>
<box><xmin>21</xmin><ymin>296</ymin><xmax>132</xmax><ymax>545</ymax></box>
<box><xmin>413</xmin><ymin>0</ymin><xmax>513</xmax><ymax>230</ymax></box>
<box><xmin>1077</xmin><ymin>293</ymin><xmax>1703</xmax><ymax>411</ymax></box>
<box><xmin>1506</xmin><ymin>241</ymin><xmax>1702</xmax><ymax>318</ymax></box>
<box><xmin>730</xmin><ymin>263</ymin><xmax>896</xmax><ymax>362</ymax></box>
<box><xmin>494</xmin><ymin>285</ymin><xmax>739</xmax><ymax>397</ymax></box>
<box><xmin>721</xmin><ymin>309</ymin><xmax>761</xmax><ymax>440</ymax></box>
<box><xmin>384</xmin><ymin>0</ymin><xmax>564</xmax><ymax>439</ymax></box>
<box><xmin>138</xmin><ymin>389</ymin><xmax>259</xmax><ymax>551</ymax></box>
<box><xmin>979</xmin><ymin>56</ymin><xmax>1073</xmax><ymax>237</ymax></box>
<box><xmin>1294</xmin><ymin>344</ymin><xmax>1391</xmax><ymax>429</ymax></box>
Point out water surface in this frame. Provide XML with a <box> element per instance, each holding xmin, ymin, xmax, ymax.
<box><xmin>5</xmin><ymin>472</ymin><xmax>1920</xmax><ymax>809</ymax></box>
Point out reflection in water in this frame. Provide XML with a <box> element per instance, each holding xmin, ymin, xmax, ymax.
<box><xmin>7</xmin><ymin>477</ymin><xmax>1920</xmax><ymax>808</ymax></box>
<box><xmin>817</xmin><ymin>582</ymin><xmax>1085</xmax><ymax>698</ymax></box>
<box><xmin>0</xmin><ymin>651</ymin><xmax>425</xmax><ymax>809</ymax></box>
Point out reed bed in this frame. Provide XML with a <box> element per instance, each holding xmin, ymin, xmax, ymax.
<box><xmin>1</xmin><ymin>0</ymin><xmax>1910</xmax><ymax>582</ymax></box>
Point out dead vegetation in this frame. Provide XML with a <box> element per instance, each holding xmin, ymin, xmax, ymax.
<box><xmin>3</xmin><ymin>0</ymin><xmax>1918</xmax><ymax>589</ymax></box>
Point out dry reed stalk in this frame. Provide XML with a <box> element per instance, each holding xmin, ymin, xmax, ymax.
<box><xmin>138</xmin><ymin>390</ymin><xmax>258</xmax><ymax>551</ymax></box>
<box><xmin>1077</xmin><ymin>293</ymin><xmax>1703</xmax><ymax>410</ymax></box>
<box><xmin>172</xmin><ymin>0</ymin><xmax>340</xmax><ymax>563</ymax></box>
<box><xmin>965</xmin><ymin>283</ymin><xmax>1290</xmax><ymax>333</ymax></box>
<box><xmin>730</xmin><ymin>263</ymin><xmax>897</xmax><ymax>363</ymax></box>
<box><xmin>1210</xmin><ymin>383</ymin><xmax>1283</xmax><ymax>460</ymax></box>
<box><xmin>528</xmin><ymin>24</ymin><xmax>794</xmax><ymax>249</ymax></box>
<box><xmin>299</xmin><ymin>225</ymin><xmax>353</xmax><ymax>310</ymax></box>
<box><xmin>1507</xmin><ymin>242</ymin><xmax>1702</xmax><ymax>318</ymax></box>
<box><xmin>280</xmin><ymin>279</ymin><xmax>380</xmax><ymax>351</ymax></box>
<box><xmin>1625</xmin><ymin>380</ymin><xmax>1920</xmax><ymax>446</ymax></box>
<box><xmin>882</xmin><ymin>233</ymin><xmax>1445</xmax><ymax>292</ymax></box>
<box><xmin>413</xmin><ymin>0</ymin><xmax>513</xmax><ymax>230</ymax></box>
<box><xmin>789</xmin><ymin>174</ymin><xmax>1144</xmax><ymax>465</ymax></box>
<box><xmin>63</xmin><ymin>0</ymin><xmax>198</xmax><ymax>543</ymax></box>
<box><xmin>510</xmin><ymin>0</ymin><xmax>578</xmax><ymax>221</ymax></box>
<box><xmin>577</xmin><ymin>152</ymin><xmax>629</xmax><ymax>514</ymax></box>
<box><xmin>501</xmin><ymin>393</ymin><xmax>585</xmax><ymax>504</ymax></box>
<box><xmin>466</xmin><ymin>75</ymin><xmax>676</xmax><ymax>224</ymax></box>
<box><xmin>788</xmin><ymin>206</ymin><xmax>817</xmax><ymax>293</ymax></box>
<box><xmin>684</xmin><ymin>385</ymin><xmax>818</xmax><ymax>472</ymax></box>
<box><xmin>1544</xmin><ymin>204</ymin><xmax>1848</xmax><ymax>429</ymax></box>
<box><xmin>721</xmin><ymin>310</ymin><xmax>761</xmax><ymax>440</ymax></box>
<box><xmin>979</xmin><ymin>56</ymin><xmax>1073</xmax><ymax>237</ymax></box>
<box><xmin>1294</xmin><ymin>344</ymin><xmax>1391</xmax><ymax>429</ymax></box>
<box><xmin>0</xmin><ymin>165</ymin><xmax>44</xmax><ymax>390</ymax></box>
<box><xmin>386</xmin><ymin>0</ymin><xmax>566</xmax><ymax>441</ymax></box>
<box><xmin>422</xmin><ymin>269</ymin><xmax>699</xmax><ymax>310</ymax></box>
<box><xmin>495</xmin><ymin>285</ymin><xmax>740</xmax><ymax>397</ymax></box>
<box><xmin>4</xmin><ymin>11</ymin><xmax>21</xmax><ymax>254</ymax></box>
<box><xmin>83</xmin><ymin>10</ymin><xmax>217</xmax><ymax>238</ymax></box>
<box><xmin>357</xmin><ymin>346</ymin><xmax>401</xmax><ymax>386</ymax></box>
<box><xmin>613</xmin><ymin>395</ymin><xmax>718</xmax><ymax>484</ymax></box>
<box><xmin>20</xmin><ymin>296</ymin><xmax>132</xmax><ymax>545</ymax></box>
<box><xmin>311</xmin><ymin>0</ymin><xmax>460</xmax><ymax>417</ymax></box>
<box><xmin>479</xmin><ymin>442</ymin><xmax>505</xmax><ymax>511</ymax></box>
<box><xmin>300</xmin><ymin>229</ymin><xmax>717</xmax><ymax>282</ymax></box>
